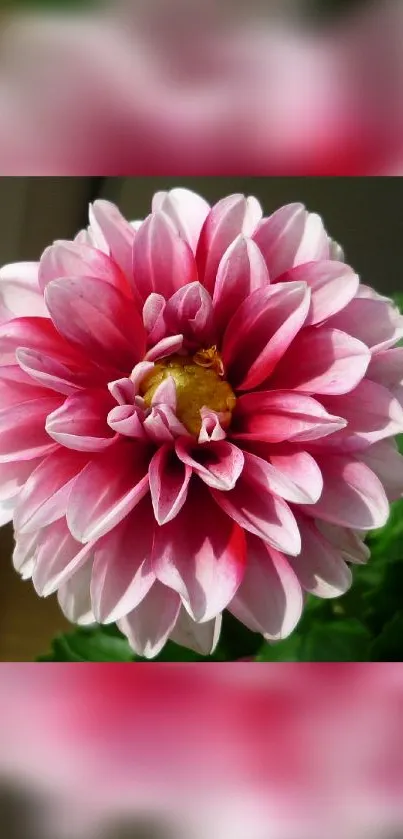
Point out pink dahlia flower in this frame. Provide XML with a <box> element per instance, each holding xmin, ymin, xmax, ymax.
<box><xmin>1</xmin><ymin>189</ymin><xmax>403</xmax><ymax>658</ymax></box>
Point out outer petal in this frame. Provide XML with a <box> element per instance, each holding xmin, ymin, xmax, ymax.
<box><xmin>89</xmin><ymin>200</ymin><xmax>136</xmax><ymax>283</ymax></box>
<box><xmin>222</xmin><ymin>281</ymin><xmax>310</xmax><ymax>391</ymax></box>
<box><xmin>276</xmin><ymin>261</ymin><xmax>359</xmax><ymax>325</ymax></box>
<box><xmin>0</xmin><ymin>262</ymin><xmax>47</xmax><ymax>318</ymax></box>
<box><xmin>301</xmin><ymin>455</ymin><xmax>390</xmax><ymax>531</ymax></box>
<box><xmin>32</xmin><ymin>518</ymin><xmax>95</xmax><ymax>597</ymax></box>
<box><xmin>0</xmin><ymin>458</ymin><xmax>42</xmax><ymax>502</ymax></box>
<box><xmin>327</xmin><ymin>297</ymin><xmax>403</xmax><ymax>353</ymax></box>
<box><xmin>45</xmin><ymin>276</ymin><xmax>146</xmax><ymax>374</ymax></box>
<box><xmin>0</xmin><ymin>496</ymin><xmax>14</xmax><ymax>526</ymax></box>
<box><xmin>196</xmin><ymin>194</ymin><xmax>262</xmax><ymax>294</ymax></box>
<box><xmin>90</xmin><ymin>497</ymin><xmax>156</xmax><ymax>624</ymax></box>
<box><xmin>211</xmin><ymin>468</ymin><xmax>301</xmax><ymax>556</ymax></box>
<box><xmin>169</xmin><ymin>608</ymin><xmax>222</xmax><ymax>656</ymax></box>
<box><xmin>320</xmin><ymin>379</ymin><xmax>403</xmax><ymax>446</ymax></box>
<box><xmin>253</xmin><ymin>204</ymin><xmax>329</xmax><ymax>280</ymax></box>
<box><xmin>118</xmin><ymin>582</ymin><xmax>182</xmax><ymax>659</ymax></box>
<box><xmin>66</xmin><ymin>442</ymin><xmax>150</xmax><ymax>543</ymax></box>
<box><xmin>132</xmin><ymin>211</ymin><xmax>197</xmax><ymax>304</ymax></box>
<box><xmin>212</xmin><ymin>235</ymin><xmax>270</xmax><ymax>337</ymax></box>
<box><xmin>289</xmin><ymin>514</ymin><xmax>353</xmax><ymax>598</ymax></box>
<box><xmin>367</xmin><ymin>347</ymin><xmax>403</xmax><ymax>390</ymax></box>
<box><xmin>229</xmin><ymin>535</ymin><xmax>304</xmax><ymax>640</ymax></box>
<box><xmin>13</xmin><ymin>530</ymin><xmax>40</xmax><ymax>578</ymax></box>
<box><xmin>14</xmin><ymin>449</ymin><xmax>90</xmax><ymax>534</ymax></box>
<box><xmin>358</xmin><ymin>440</ymin><xmax>403</xmax><ymax>502</ymax></box>
<box><xmin>16</xmin><ymin>348</ymin><xmax>102</xmax><ymax>396</ymax></box>
<box><xmin>175</xmin><ymin>438</ymin><xmax>244</xmax><ymax>491</ymax></box>
<box><xmin>0</xmin><ymin>316</ymin><xmax>90</xmax><ymax>368</ymax></box>
<box><xmin>148</xmin><ymin>444</ymin><xmax>192</xmax><ymax>525</ymax></box>
<box><xmin>316</xmin><ymin>520</ymin><xmax>370</xmax><ymax>565</ymax></box>
<box><xmin>265</xmin><ymin>450</ymin><xmax>323</xmax><ymax>504</ymax></box>
<box><xmin>38</xmin><ymin>241</ymin><xmax>130</xmax><ymax>297</ymax></box>
<box><xmin>152</xmin><ymin>188</ymin><xmax>210</xmax><ymax>253</ymax></box>
<box><xmin>232</xmin><ymin>390</ymin><xmax>347</xmax><ymax>444</ymax></box>
<box><xmin>57</xmin><ymin>561</ymin><xmax>96</xmax><ymax>626</ymax></box>
<box><xmin>46</xmin><ymin>389</ymin><xmax>117</xmax><ymax>451</ymax></box>
<box><xmin>270</xmin><ymin>327</ymin><xmax>371</xmax><ymax>395</ymax></box>
<box><xmin>152</xmin><ymin>481</ymin><xmax>247</xmax><ymax>622</ymax></box>
<box><xmin>0</xmin><ymin>395</ymin><xmax>62</xmax><ymax>463</ymax></box>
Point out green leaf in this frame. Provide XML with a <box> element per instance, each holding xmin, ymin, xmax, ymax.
<box><xmin>371</xmin><ymin>611</ymin><xmax>403</xmax><ymax>661</ymax></box>
<box><xmin>299</xmin><ymin>618</ymin><xmax>372</xmax><ymax>662</ymax></box>
<box><xmin>256</xmin><ymin>633</ymin><xmax>302</xmax><ymax>662</ymax></box>
<box><xmin>37</xmin><ymin>625</ymin><xmax>135</xmax><ymax>662</ymax></box>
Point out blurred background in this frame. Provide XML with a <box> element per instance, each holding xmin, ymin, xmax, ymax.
<box><xmin>0</xmin><ymin>0</ymin><xmax>403</xmax><ymax>175</ymax></box>
<box><xmin>1</xmin><ymin>663</ymin><xmax>403</xmax><ymax>839</ymax></box>
<box><xmin>0</xmin><ymin>175</ymin><xmax>402</xmax><ymax>660</ymax></box>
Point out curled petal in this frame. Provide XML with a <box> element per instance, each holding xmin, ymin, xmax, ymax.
<box><xmin>164</xmin><ymin>282</ymin><xmax>215</xmax><ymax>348</ymax></box>
<box><xmin>198</xmin><ymin>408</ymin><xmax>227</xmax><ymax>443</ymax></box>
<box><xmin>152</xmin><ymin>188</ymin><xmax>210</xmax><ymax>253</ymax></box>
<box><xmin>107</xmin><ymin>405</ymin><xmax>147</xmax><ymax>439</ymax></box>
<box><xmin>175</xmin><ymin>438</ymin><xmax>244</xmax><ymax>491</ymax></box>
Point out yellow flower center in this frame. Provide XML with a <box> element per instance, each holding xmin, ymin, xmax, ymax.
<box><xmin>140</xmin><ymin>347</ymin><xmax>236</xmax><ymax>436</ymax></box>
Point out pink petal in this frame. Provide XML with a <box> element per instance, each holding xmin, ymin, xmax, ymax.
<box><xmin>0</xmin><ymin>316</ymin><xmax>88</xmax><ymax>368</ymax></box>
<box><xmin>14</xmin><ymin>449</ymin><xmax>90</xmax><ymax>534</ymax></box>
<box><xmin>358</xmin><ymin>440</ymin><xmax>403</xmax><ymax>502</ymax></box>
<box><xmin>175</xmin><ymin>438</ymin><xmax>244</xmax><ymax>491</ymax></box>
<box><xmin>13</xmin><ymin>530</ymin><xmax>40</xmax><ymax>578</ymax></box>
<box><xmin>229</xmin><ymin>535</ymin><xmax>303</xmax><ymax>640</ymax></box>
<box><xmin>0</xmin><ymin>368</ymin><xmax>50</xmax><ymax>409</ymax></box>
<box><xmin>0</xmin><ymin>262</ymin><xmax>47</xmax><ymax>318</ymax></box>
<box><xmin>89</xmin><ymin>200</ymin><xmax>136</xmax><ymax>283</ymax></box>
<box><xmin>118</xmin><ymin>582</ymin><xmax>182</xmax><ymax>659</ymax></box>
<box><xmin>270</xmin><ymin>327</ymin><xmax>371</xmax><ymax>395</ymax></box>
<box><xmin>253</xmin><ymin>204</ymin><xmax>329</xmax><ymax>280</ymax></box>
<box><xmin>16</xmin><ymin>348</ymin><xmax>97</xmax><ymax>396</ymax></box>
<box><xmin>233</xmin><ymin>390</ymin><xmax>347</xmax><ymax>444</ymax></box>
<box><xmin>164</xmin><ymin>282</ymin><xmax>215</xmax><ymax>347</ymax></box>
<box><xmin>257</xmin><ymin>449</ymin><xmax>324</xmax><ymax>504</ymax></box>
<box><xmin>151</xmin><ymin>376</ymin><xmax>177</xmax><ymax>410</ymax></box>
<box><xmin>276</xmin><ymin>261</ymin><xmax>359</xmax><ymax>325</ymax></box>
<box><xmin>66</xmin><ymin>442</ymin><xmax>150</xmax><ymax>543</ymax></box>
<box><xmin>38</xmin><ymin>241</ymin><xmax>131</xmax><ymax>297</ymax></box>
<box><xmin>316</xmin><ymin>520</ymin><xmax>370</xmax><ymax>565</ymax></box>
<box><xmin>212</xmin><ymin>235</ymin><xmax>270</xmax><ymax>337</ymax></box>
<box><xmin>45</xmin><ymin>276</ymin><xmax>146</xmax><ymax>374</ymax></box>
<box><xmin>32</xmin><ymin>518</ymin><xmax>95</xmax><ymax>596</ymax></box>
<box><xmin>0</xmin><ymin>496</ymin><xmax>14</xmax><ymax>526</ymax></box>
<box><xmin>170</xmin><ymin>608</ymin><xmax>222</xmax><ymax>656</ymax></box>
<box><xmin>46</xmin><ymin>389</ymin><xmax>117</xmax><ymax>452</ymax></box>
<box><xmin>57</xmin><ymin>562</ymin><xmax>95</xmax><ymax>626</ymax></box>
<box><xmin>149</xmin><ymin>444</ymin><xmax>192</xmax><ymax>525</ymax></box>
<box><xmin>107</xmin><ymin>405</ymin><xmax>147</xmax><ymax>440</ymax></box>
<box><xmin>198</xmin><ymin>408</ymin><xmax>227</xmax><ymax>443</ymax></box>
<box><xmin>367</xmin><ymin>347</ymin><xmax>403</xmax><ymax>389</ymax></box>
<box><xmin>142</xmin><ymin>293</ymin><xmax>167</xmax><ymax>345</ymax></box>
<box><xmin>320</xmin><ymin>379</ymin><xmax>403</xmax><ymax>446</ymax></box>
<box><xmin>196</xmin><ymin>194</ymin><xmax>262</xmax><ymax>294</ymax></box>
<box><xmin>289</xmin><ymin>514</ymin><xmax>353</xmax><ymax>598</ymax></box>
<box><xmin>0</xmin><ymin>395</ymin><xmax>62</xmax><ymax>462</ymax></box>
<box><xmin>211</xmin><ymin>469</ymin><xmax>301</xmax><ymax>556</ymax></box>
<box><xmin>132</xmin><ymin>211</ymin><xmax>197</xmax><ymax>304</ymax></box>
<box><xmin>126</xmin><ymin>363</ymin><xmax>155</xmax><ymax>397</ymax></box>
<box><xmin>152</xmin><ymin>188</ymin><xmax>210</xmax><ymax>253</ymax></box>
<box><xmin>143</xmin><ymin>405</ymin><xmax>189</xmax><ymax>444</ymax></box>
<box><xmin>152</xmin><ymin>481</ymin><xmax>246</xmax><ymax>622</ymax></box>
<box><xmin>327</xmin><ymin>297</ymin><xmax>403</xmax><ymax>353</ymax></box>
<box><xmin>222</xmin><ymin>281</ymin><xmax>310</xmax><ymax>390</ymax></box>
<box><xmin>90</xmin><ymin>497</ymin><xmax>156</xmax><ymax>624</ymax></box>
<box><xmin>145</xmin><ymin>334</ymin><xmax>184</xmax><ymax>362</ymax></box>
<box><xmin>0</xmin><ymin>458</ymin><xmax>42</xmax><ymax>502</ymax></box>
<box><xmin>301</xmin><ymin>454</ymin><xmax>390</xmax><ymax>531</ymax></box>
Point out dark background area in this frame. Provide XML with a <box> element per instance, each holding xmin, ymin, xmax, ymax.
<box><xmin>0</xmin><ymin>176</ymin><xmax>402</xmax><ymax>660</ymax></box>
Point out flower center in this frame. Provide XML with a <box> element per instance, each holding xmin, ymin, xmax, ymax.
<box><xmin>140</xmin><ymin>347</ymin><xmax>236</xmax><ymax>436</ymax></box>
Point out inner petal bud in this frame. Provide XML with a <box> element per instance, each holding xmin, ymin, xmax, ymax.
<box><xmin>139</xmin><ymin>348</ymin><xmax>236</xmax><ymax>436</ymax></box>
